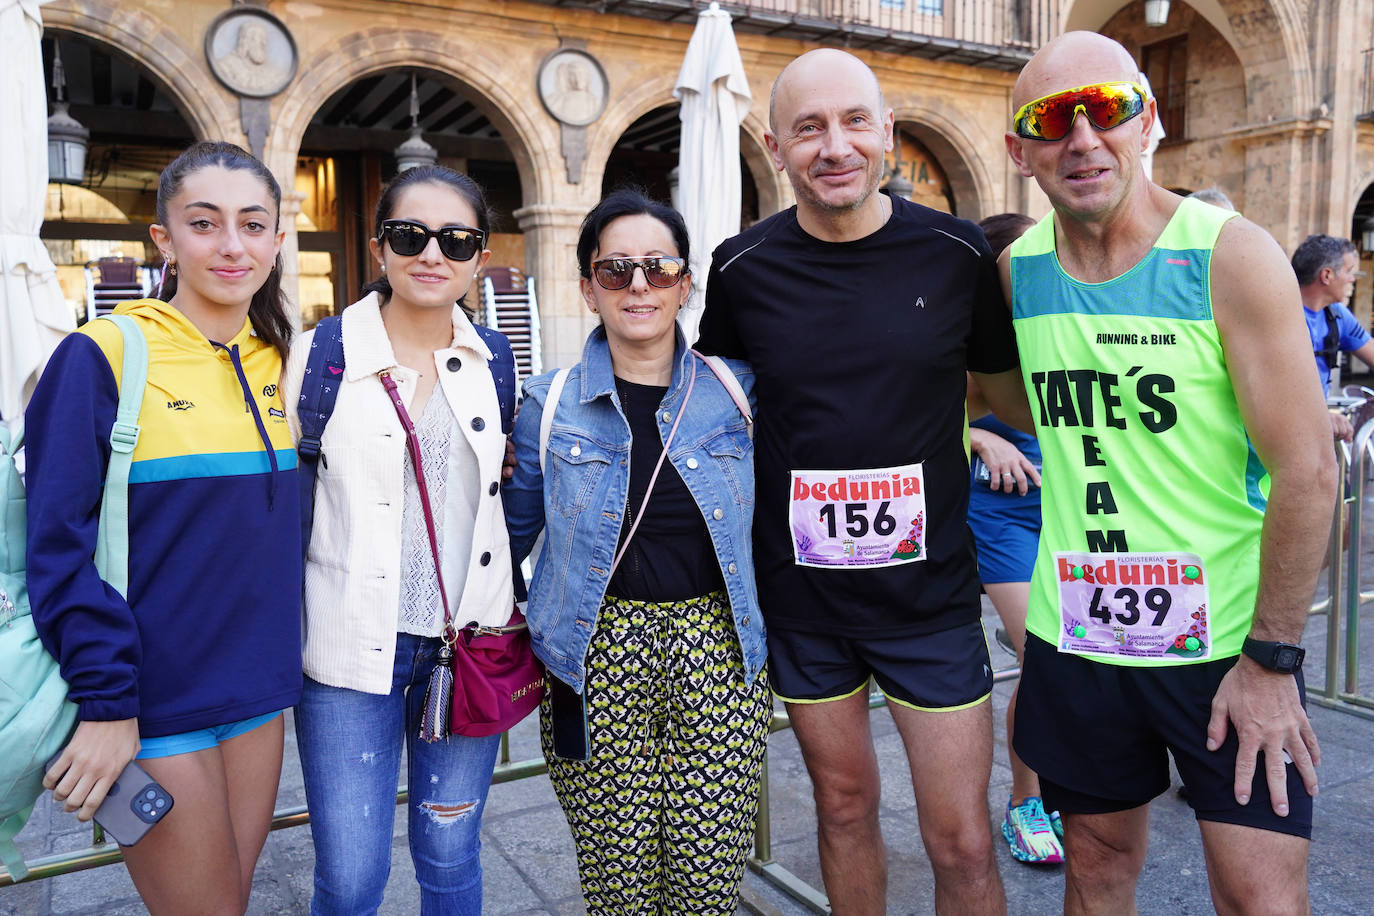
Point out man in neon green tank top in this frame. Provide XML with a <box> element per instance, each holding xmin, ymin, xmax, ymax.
<box><xmin>1002</xmin><ymin>31</ymin><xmax>1336</xmax><ymax>914</ymax></box>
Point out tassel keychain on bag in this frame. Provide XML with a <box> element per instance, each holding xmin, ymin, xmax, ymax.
<box><xmin>419</xmin><ymin>632</ymin><xmax>455</xmax><ymax>743</ymax></box>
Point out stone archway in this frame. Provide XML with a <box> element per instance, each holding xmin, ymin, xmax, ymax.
<box><xmin>1066</xmin><ymin>0</ymin><xmax>1327</xmax><ymax>247</ymax></box>
<box><xmin>269</xmin><ymin>30</ymin><xmax>553</xmax><ymax>209</ymax></box>
<box><xmin>1063</xmin><ymin>0</ymin><xmax>1312</xmax><ymax>123</ymax></box>
<box><xmin>263</xmin><ymin>29</ymin><xmax>556</xmax><ymax>325</ymax></box>
<box><xmin>1065</xmin><ymin>0</ymin><xmax>1239</xmax><ymax>51</ymax></box>
<box><xmin>1349</xmin><ymin>181</ymin><xmax>1374</xmax><ymax>340</ymax></box>
<box><xmin>888</xmin><ymin>107</ymin><xmax>998</xmax><ymax>221</ymax></box>
<box><xmin>583</xmin><ymin>81</ymin><xmax>778</xmax><ymax>228</ymax></box>
<box><xmin>37</xmin><ymin>22</ymin><xmax>207</xmax><ymax>324</ymax></box>
<box><xmin>741</xmin><ymin>112</ymin><xmax>791</xmax><ymax>219</ymax></box>
<box><xmin>41</xmin><ymin>1</ymin><xmax>234</xmax><ymax>140</ymax></box>
<box><xmin>1352</xmin><ymin>176</ymin><xmax>1374</xmax><ymax>232</ymax></box>
<box><xmin>580</xmin><ymin>77</ymin><xmax>679</xmax><ymax>202</ymax></box>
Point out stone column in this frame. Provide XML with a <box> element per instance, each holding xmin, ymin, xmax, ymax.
<box><xmin>1228</xmin><ymin>121</ymin><xmax>1327</xmax><ymax>253</ymax></box>
<box><xmin>1318</xmin><ymin>1</ymin><xmax>1359</xmax><ymax>237</ymax></box>
<box><xmin>515</xmin><ymin>203</ymin><xmax>594</xmax><ymax>370</ymax></box>
<box><xmin>278</xmin><ymin>190</ymin><xmax>305</xmax><ymax>329</ymax></box>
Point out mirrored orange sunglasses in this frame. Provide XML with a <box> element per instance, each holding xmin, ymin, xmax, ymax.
<box><xmin>1012</xmin><ymin>81</ymin><xmax>1148</xmax><ymax>141</ymax></box>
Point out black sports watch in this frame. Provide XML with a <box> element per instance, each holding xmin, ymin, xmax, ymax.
<box><xmin>1241</xmin><ymin>637</ymin><xmax>1305</xmax><ymax>673</ymax></box>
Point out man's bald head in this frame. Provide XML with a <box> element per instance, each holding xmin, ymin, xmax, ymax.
<box><xmin>1012</xmin><ymin>31</ymin><xmax>1139</xmax><ymax>112</ymax></box>
<box><xmin>1005</xmin><ymin>31</ymin><xmax>1156</xmax><ymax>225</ymax></box>
<box><xmin>768</xmin><ymin>48</ymin><xmax>885</xmax><ymax>135</ymax></box>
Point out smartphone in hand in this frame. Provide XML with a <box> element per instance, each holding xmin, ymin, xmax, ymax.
<box><xmin>46</xmin><ymin>753</ymin><xmax>174</xmax><ymax>846</ymax></box>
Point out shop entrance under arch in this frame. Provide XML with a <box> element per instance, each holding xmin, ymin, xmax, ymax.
<box><xmin>884</xmin><ymin>125</ymin><xmax>957</xmax><ymax>215</ymax></box>
<box><xmin>601</xmin><ymin>104</ymin><xmax>762</xmax><ymax>229</ymax></box>
<box><xmin>1348</xmin><ymin>182</ymin><xmax>1374</xmax><ymax>354</ymax></box>
<box><xmin>297</xmin><ymin>69</ymin><xmax>527</xmax><ymax>327</ymax></box>
<box><xmin>38</xmin><ymin>32</ymin><xmax>196</xmax><ymax>325</ymax></box>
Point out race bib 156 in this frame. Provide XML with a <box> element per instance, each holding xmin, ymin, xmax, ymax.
<box><xmin>789</xmin><ymin>464</ymin><xmax>927</xmax><ymax>569</ymax></box>
<box><xmin>1054</xmin><ymin>551</ymin><xmax>1210</xmax><ymax>660</ymax></box>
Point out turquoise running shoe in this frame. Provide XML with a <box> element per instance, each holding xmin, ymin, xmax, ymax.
<box><xmin>1002</xmin><ymin>796</ymin><xmax>1065</xmax><ymax>864</ymax></box>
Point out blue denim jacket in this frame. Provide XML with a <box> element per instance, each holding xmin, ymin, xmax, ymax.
<box><xmin>503</xmin><ymin>326</ymin><xmax>765</xmax><ymax>693</ymax></box>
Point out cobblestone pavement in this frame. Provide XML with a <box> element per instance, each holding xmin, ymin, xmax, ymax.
<box><xmin>7</xmin><ymin>500</ymin><xmax>1374</xmax><ymax>915</ymax></box>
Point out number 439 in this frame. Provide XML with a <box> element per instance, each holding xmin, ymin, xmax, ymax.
<box><xmin>1087</xmin><ymin>586</ymin><xmax>1171</xmax><ymax>626</ymax></box>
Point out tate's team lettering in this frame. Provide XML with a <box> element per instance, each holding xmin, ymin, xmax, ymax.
<box><xmin>1029</xmin><ymin>366</ymin><xmax>1179</xmax><ymax>553</ymax></box>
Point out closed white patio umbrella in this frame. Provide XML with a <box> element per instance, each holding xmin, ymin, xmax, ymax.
<box><xmin>673</xmin><ymin>0</ymin><xmax>751</xmax><ymax>343</ymax></box>
<box><xmin>1</xmin><ymin>0</ymin><xmax>75</xmax><ymax>425</ymax></box>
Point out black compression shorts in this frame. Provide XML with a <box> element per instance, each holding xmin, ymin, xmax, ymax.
<box><xmin>1014</xmin><ymin>634</ymin><xmax>1313</xmax><ymax>839</ymax></box>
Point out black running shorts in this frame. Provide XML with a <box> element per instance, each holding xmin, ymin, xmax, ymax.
<box><xmin>767</xmin><ymin>620</ymin><xmax>993</xmax><ymax>711</ymax></box>
<box><xmin>1014</xmin><ymin>634</ymin><xmax>1313</xmax><ymax>839</ymax></box>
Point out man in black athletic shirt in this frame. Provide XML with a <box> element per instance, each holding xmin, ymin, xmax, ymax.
<box><xmin>696</xmin><ymin>48</ymin><xmax>1030</xmax><ymax>915</ymax></box>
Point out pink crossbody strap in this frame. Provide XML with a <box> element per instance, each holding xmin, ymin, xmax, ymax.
<box><xmin>379</xmin><ymin>371</ymin><xmax>453</xmax><ymax>636</ymax></box>
<box><xmin>608</xmin><ymin>358</ymin><xmax>697</xmax><ymax>578</ymax></box>
<box><xmin>692</xmin><ymin>351</ymin><xmax>753</xmax><ymax>438</ymax></box>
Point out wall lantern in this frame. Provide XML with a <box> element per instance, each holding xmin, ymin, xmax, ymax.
<box><xmin>47</xmin><ymin>42</ymin><xmax>89</xmax><ymax>185</ymax></box>
<box><xmin>1144</xmin><ymin>0</ymin><xmax>1171</xmax><ymax>28</ymax></box>
<box><xmin>883</xmin><ymin>169</ymin><xmax>914</xmax><ymax>200</ymax></box>
<box><xmin>394</xmin><ymin>73</ymin><xmax>438</xmax><ymax>173</ymax></box>
<box><xmin>882</xmin><ymin>132</ymin><xmax>915</xmax><ymax>200</ymax></box>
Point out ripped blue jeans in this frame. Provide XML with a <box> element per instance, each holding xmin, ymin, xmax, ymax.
<box><xmin>296</xmin><ymin>633</ymin><xmax>501</xmax><ymax>916</ymax></box>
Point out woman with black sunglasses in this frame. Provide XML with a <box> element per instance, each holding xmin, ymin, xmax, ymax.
<box><xmin>503</xmin><ymin>188</ymin><xmax>771</xmax><ymax>914</ymax></box>
<box><xmin>281</xmin><ymin>165</ymin><xmax>516</xmax><ymax>915</ymax></box>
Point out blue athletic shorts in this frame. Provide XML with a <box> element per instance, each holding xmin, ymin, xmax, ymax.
<box><xmin>136</xmin><ymin>710</ymin><xmax>283</xmax><ymax>760</ymax></box>
<box><xmin>767</xmin><ymin>621</ymin><xmax>993</xmax><ymax>711</ymax></box>
<box><xmin>967</xmin><ymin>493</ymin><xmax>1041</xmax><ymax>584</ymax></box>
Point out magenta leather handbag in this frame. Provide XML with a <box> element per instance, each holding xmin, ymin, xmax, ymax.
<box><xmin>446</xmin><ymin>610</ymin><xmax>544</xmax><ymax>737</ymax></box>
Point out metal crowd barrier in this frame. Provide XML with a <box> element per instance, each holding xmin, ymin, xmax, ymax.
<box><xmin>1</xmin><ymin>665</ymin><xmax>1024</xmax><ymax>913</ymax></box>
<box><xmin>18</xmin><ymin>417</ymin><xmax>1374</xmax><ymax>900</ymax></box>
<box><xmin>0</xmin><ymin>734</ymin><xmax>545</xmax><ymax>888</ymax></box>
<box><xmin>1307</xmin><ymin>413</ymin><xmax>1374</xmax><ymax>721</ymax></box>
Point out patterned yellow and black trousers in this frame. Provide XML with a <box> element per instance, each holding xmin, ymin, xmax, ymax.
<box><xmin>540</xmin><ymin>591</ymin><xmax>772</xmax><ymax>915</ymax></box>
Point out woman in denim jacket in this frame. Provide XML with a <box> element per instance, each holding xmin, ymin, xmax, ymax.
<box><xmin>503</xmin><ymin>189</ymin><xmax>769</xmax><ymax>914</ymax></box>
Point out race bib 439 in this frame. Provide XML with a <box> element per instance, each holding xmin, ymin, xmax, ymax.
<box><xmin>1055</xmin><ymin>551</ymin><xmax>1210</xmax><ymax>661</ymax></box>
<box><xmin>789</xmin><ymin>464</ymin><xmax>927</xmax><ymax>569</ymax></box>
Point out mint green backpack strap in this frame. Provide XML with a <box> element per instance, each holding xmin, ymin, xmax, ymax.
<box><xmin>93</xmin><ymin>315</ymin><xmax>147</xmax><ymax>599</ymax></box>
<box><xmin>1</xmin><ymin>423</ymin><xmax>23</xmax><ymax>629</ymax></box>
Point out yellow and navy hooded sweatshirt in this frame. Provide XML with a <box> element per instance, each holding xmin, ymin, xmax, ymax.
<box><xmin>25</xmin><ymin>299</ymin><xmax>302</xmax><ymax>737</ymax></box>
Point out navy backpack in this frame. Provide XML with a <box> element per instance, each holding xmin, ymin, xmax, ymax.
<box><xmin>294</xmin><ymin>314</ymin><xmax>518</xmax><ymax>560</ymax></box>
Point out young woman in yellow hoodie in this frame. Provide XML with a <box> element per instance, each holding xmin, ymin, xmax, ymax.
<box><xmin>28</xmin><ymin>141</ymin><xmax>299</xmax><ymax>915</ymax></box>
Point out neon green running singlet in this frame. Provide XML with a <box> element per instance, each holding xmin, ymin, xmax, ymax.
<box><xmin>1009</xmin><ymin>198</ymin><xmax>1260</xmax><ymax>667</ymax></box>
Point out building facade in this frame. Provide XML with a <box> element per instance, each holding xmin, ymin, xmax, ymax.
<box><xmin>38</xmin><ymin>0</ymin><xmax>1374</xmax><ymax>368</ymax></box>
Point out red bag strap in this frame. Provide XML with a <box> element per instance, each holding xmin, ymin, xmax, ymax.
<box><xmin>379</xmin><ymin>372</ymin><xmax>454</xmax><ymax>639</ymax></box>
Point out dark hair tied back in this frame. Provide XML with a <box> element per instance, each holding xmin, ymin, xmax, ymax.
<box><xmin>978</xmin><ymin>212</ymin><xmax>1037</xmax><ymax>260</ymax></box>
<box><xmin>155</xmin><ymin>141</ymin><xmax>292</xmax><ymax>359</ymax></box>
<box><xmin>362</xmin><ymin>165</ymin><xmax>493</xmax><ymax>312</ymax></box>
<box><xmin>576</xmin><ymin>187</ymin><xmax>691</xmax><ymax>279</ymax></box>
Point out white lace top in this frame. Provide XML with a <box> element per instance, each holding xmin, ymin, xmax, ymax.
<box><xmin>398</xmin><ymin>383</ymin><xmax>480</xmax><ymax>635</ymax></box>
